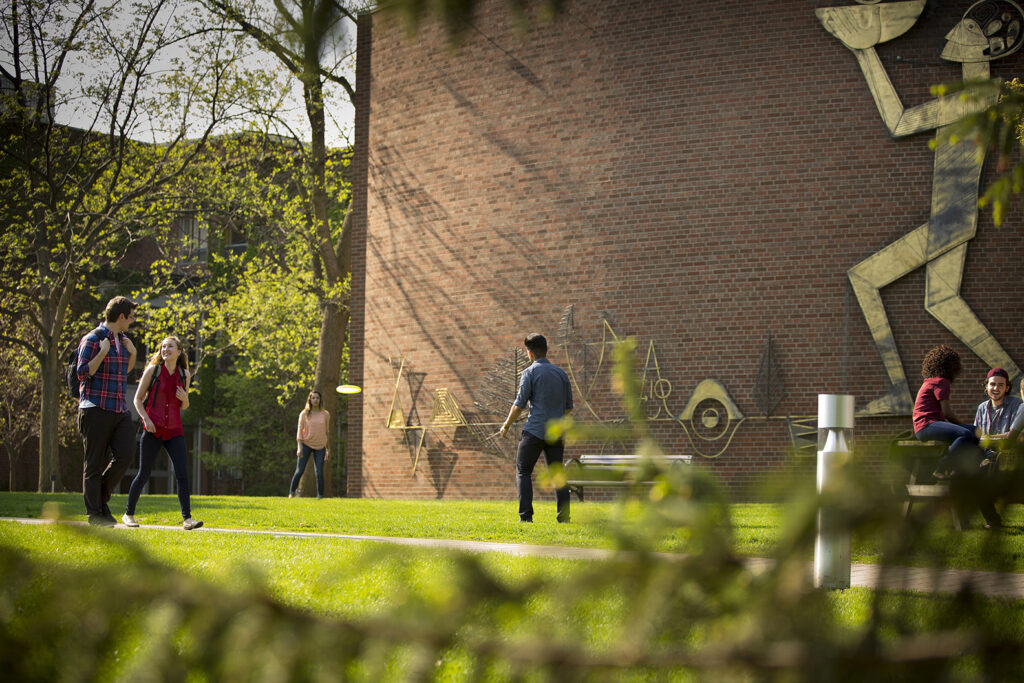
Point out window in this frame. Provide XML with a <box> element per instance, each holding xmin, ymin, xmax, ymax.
<box><xmin>178</xmin><ymin>215</ymin><xmax>207</xmax><ymax>260</ymax></box>
<box><xmin>225</xmin><ymin>226</ymin><xmax>247</xmax><ymax>255</ymax></box>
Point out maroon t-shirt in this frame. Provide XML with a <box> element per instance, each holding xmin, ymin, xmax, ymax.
<box><xmin>913</xmin><ymin>377</ymin><xmax>950</xmax><ymax>433</ymax></box>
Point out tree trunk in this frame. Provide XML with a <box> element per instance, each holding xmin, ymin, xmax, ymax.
<box><xmin>297</xmin><ymin>70</ymin><xmax>351</xmax><ymax>497</ymax></box>
<box><xmin>38</xmin><ymin>341</ymin><xmax>61</xmax><ymax>492</ymax></box>
<box><xmin>302</xmin><ymin>301</ymin><xmax>348</xmax><ymax>496</ymax></box>
<box><xmin>37</xmin><ymin>274</ymin><xmax>73</xmax><ymax>493</ymax></box>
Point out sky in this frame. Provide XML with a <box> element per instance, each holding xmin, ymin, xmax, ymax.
<box><xmin>2</xmin><ymin>1</ymin><xmax>358</xmax><ymax>149</ymax></box>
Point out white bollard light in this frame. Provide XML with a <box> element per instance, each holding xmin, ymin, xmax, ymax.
<box><xmin>814</xmin><ymin>394</ymin><xmax>854</xmax><ymax>589</ymax></box>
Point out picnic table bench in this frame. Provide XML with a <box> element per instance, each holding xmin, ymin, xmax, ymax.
<box><xmin>891</xmin><ymin>431</ymin><xmax>1024</xmax><ymax>530</ymax></box>
<box><xmin>890</xmin><ymin>434</ymin><xmax>961</xmax><ymax>530</ymax></box>
<box><xmin>564</xmin><ymin>454</ymin><xmax>693</xmax><ymax>501</ymax></box>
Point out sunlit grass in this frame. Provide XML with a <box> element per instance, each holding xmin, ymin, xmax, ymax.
<box><xmin>1</xmin><ymin>492</ymin><xmax>1023</xmax><ymax>572</ymax></box>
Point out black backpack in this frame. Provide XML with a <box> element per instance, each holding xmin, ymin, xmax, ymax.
<box><xmin>65</xmin><ymin>327</ymin><xmax>106</xmax><ymax>399</ymax></box>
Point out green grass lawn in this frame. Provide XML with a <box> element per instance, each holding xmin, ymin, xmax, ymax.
<box><xmin>3</xmin><ymin>492</ymin><xmax>1024</xmax><ymax>680</ymax></box>
<box><xmin>1</xmin><ymin>492</ymin><xmax>1023</xmax><ymax>572</ymax></box>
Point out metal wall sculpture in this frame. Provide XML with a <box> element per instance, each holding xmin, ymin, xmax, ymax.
<box><xmin>754</xmin><ymin>334</ymin><xmax>784</xmax><ymax>417</ymax></box>
<box><xmin>471</xmin><ymin>347</ymin><xmax>532</xmax><ymax>461</ymax></box>
<box><xmin>384</xmin><ymin>311</ymin><xmax>827</xmax><ymax>470</ymax></box>
<box><xmin>559</xmin><ymin>305</ymin><xmax>746</xmax><ymax>458</ymax></box>
<box><xmin>818</xmin><ymin>0</ymin><xmax>1024</xmax><ymax>415</ymax></box>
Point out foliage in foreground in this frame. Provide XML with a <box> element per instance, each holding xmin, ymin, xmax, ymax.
<box><xmin>3</xmin><ymin>341</ymin><xmax>1024</xmax><ymax>681</ymax></box>
<box><xmin>2</xmin><ymin>522</ymin><xmax>1022</xmax><ymax>683</ymax></box>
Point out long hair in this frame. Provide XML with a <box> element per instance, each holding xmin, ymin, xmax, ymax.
<box><xmin>304</xmin><ymin>390</ymin><xmax>323</xmax><ymax>416</ymax></box>
<box><xmin>147</xmin><ymin>336</ymin><xmax>189</xmax><ymax>374</ymax></box>
<box><xmin>921</xmin><ymin>344</ymin><xmax>961</xmax><ymax>381</ymax></box>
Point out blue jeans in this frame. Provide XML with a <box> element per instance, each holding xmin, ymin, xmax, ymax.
<box><xmin>125</xmin><ymin>433</ymin><xmax>192</xmax><ymax>519</ymax></box>
<box><xmin>916</xmin><ymin>421</ymin><xmax>980</xmax><ymax>474</ymax></box>
<box><xmin>290</xmin><ymin>444</ymin><xmax>325</xmax><ymax>497</ymax></box>
<box><xmin>516</xmin><ymin>432</ymin><xmax>570</xmax><ymax>522</ymax></box>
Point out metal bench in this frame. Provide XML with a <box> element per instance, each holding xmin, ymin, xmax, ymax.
<box><xmin>564</xmin><ymin>454</ymin><xmax>693</xmax><ymax>501</ymax></box>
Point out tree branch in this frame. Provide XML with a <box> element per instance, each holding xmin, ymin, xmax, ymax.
<box><xmin>204</xmin><ymin>0</ymin><xmax>303</xmax><ymax>75</ymax></box>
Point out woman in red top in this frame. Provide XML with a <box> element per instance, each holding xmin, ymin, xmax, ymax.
<box><xmin>913</xmin><ymin>344</ymin><xmax>980</xmax><ymax>478</ymax></box>
<box><xmin>123</xmin><ymin>336</ymin><xmax>203</xmax><ymax>530</ymax></box>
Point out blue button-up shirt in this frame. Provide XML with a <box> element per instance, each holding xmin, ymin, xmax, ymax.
<box><xmin>514</xmin><ymin>358</ymin><xmax>573</xmax><ymax>440</ymax></box>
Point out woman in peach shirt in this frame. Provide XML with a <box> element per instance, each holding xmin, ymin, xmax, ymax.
<box><xmin>289</xmin><ymin>390</ymin><xmax>330</xmax><ymax>498</ymax></box>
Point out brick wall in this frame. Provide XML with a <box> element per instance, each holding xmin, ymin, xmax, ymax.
<box><xmin>348</xmin><ymin>0</ymin><xmax>1024</xmax><ymax>501</ymax></box>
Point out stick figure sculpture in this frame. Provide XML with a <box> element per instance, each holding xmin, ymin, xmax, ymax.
<box><xmin>818</xmin><ymin>0</ymin><xmax>1024</xmax><ymax>415</ymax></box>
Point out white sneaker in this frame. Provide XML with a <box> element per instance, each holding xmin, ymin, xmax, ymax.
<box><xmin>183</xmin><ymin>518</ymin><xmax>204</xmax><ymax>531</ymax></box>
<box><xmin>121</xmin><ymin>514</ymin><xmax>139</xmax><ymax>527</ymax></box>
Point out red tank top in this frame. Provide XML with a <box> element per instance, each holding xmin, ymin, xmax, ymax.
<box><xmin>147</xmin><ymin>364</ymin><xmax>184</xmax><ymax>439</ymax></box>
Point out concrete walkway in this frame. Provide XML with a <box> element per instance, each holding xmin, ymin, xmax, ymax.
<box><xmin>4</xmin><ymin>517</ymin><xmax>1024</xmax><ymax>600</ymax></box>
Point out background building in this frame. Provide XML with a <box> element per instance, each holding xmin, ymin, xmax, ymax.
<box><xmin>347</xmin><ymin>0</ymin><xmax>1024</xmax><ymax>499</ymax></box>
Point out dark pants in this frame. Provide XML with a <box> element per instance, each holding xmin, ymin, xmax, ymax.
<box><xmin>125</xmin><ymin>433</ymin><xmax>191</xmax><ymax>519</ymax></box>
<box><xmin>916</xmin><ymin>421</ymin><xmax>979</xmax><ymax>474</ymax></box>
<box><xmin>516</xmin><ymin>432</ymin><xmax>570</xmax><ymax>522</ymax></box>
<box><xmin>916</xmin><ymin>422</ymin><xmax>999</xmax><ymax>526</ymax></box>
<box><xmin>79</xmin><ymin>408</ymin><xmax>135</xmax><ymax>518</ymax></box>
<box><xmin>290</xmin><ymin>444</ymin><xmax>325</xmax><ymax>498</ymax></box>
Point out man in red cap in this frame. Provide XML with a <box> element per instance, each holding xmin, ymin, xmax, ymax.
<box><xmin>975</xmin><ymin>368</ymin><xmax>1022</xmax><ymax>443</ymax></box>
<box><xmin>972</xmin><ymin>368</ymin><xmax>1023</xmax><ymax>528</ymax></box>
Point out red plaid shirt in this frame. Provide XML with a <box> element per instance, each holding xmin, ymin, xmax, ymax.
<box><xmin>76</xmin><ymin>326</ymin><xmax>131</xmax><ymax>413</ymax></box>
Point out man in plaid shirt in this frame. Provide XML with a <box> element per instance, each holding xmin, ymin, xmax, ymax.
<box><xmin>76</xmin><ymin>296</ymin><xmax>138</xmax><ymax>526</ymax></box>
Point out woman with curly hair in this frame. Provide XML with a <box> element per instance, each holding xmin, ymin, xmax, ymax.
<box><xmin>912</xmin><ymin>344</ymin><xmax>980</xmax><ymax>478</ymax></box>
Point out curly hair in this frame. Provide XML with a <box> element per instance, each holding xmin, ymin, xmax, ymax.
<box><xmin>921</xmin><ymin>344</ymin><xmax>961</xmax><ymax>381</ymax></box>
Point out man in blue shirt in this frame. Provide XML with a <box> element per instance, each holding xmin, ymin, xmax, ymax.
<box><xmin>76</xmin><ymin>296</ymin><xmax>138</xmax><ymax>526</ymax></box>
<box><xmin>499</xmin><ymin>333</ymin><xmax>573</xmax><ymax>523</ymax></box>
<box><xmin>973</xmin><ymin>368</ymin><xmax>1023</xmax><ymax>529</ymax></box>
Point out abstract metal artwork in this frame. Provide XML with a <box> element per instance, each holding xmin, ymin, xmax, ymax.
<box><xmin>559</xmin><ymin>306</ymin><xmax>746</xmax><ymax>458</ymax></box>
<box><xmin>786</xmin><ymin>417</ymin><xmax>819</xmax><ymax>457</ymax></box>
<box><xmin>753</xmin><ymin>335</ymin><xmax>784</xmax><ymax>417</ymax></box>
<box><xmin>383</xmin><ymin>308</ymin><xmax>819</xmax><ymax>465</ymax></box>
<box><xmin>818</xmin><ymin>0</ymin><xmax>1024</xmax><ymax>415</ymax></box>
<box><xmin>385</xmin><ymin>357</ymin><xmax>428</xmax><ymax>472</ymax></box>
<box><xmin>429</xmin><ymin>389</ymin><xmax>467</xmax><ymax>427</ymax></box>
<box><xmin>472</xmin><ymin>347</ymin><xmax>532</xmax><ymax>461</ymax></box>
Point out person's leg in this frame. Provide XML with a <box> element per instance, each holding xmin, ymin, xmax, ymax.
<box><xmin>164</xmin><ymin>435</ymin><xmax>192</xmax><ymax>520</ymax></box>
<box><xmin>290</xmin><ymin>445</ymin><xmax>312</xmax><ymax>495</ymax></box>
<box><xmin>977</xmin><ymin>455</ymin><xmax>1003</xmax><ymax>528</ymax></box>
<box><xmin>925</xmin><ymin>246</ymin><xmax>1023</xmax><ymax>382</ymax></box>
<box><xmin>542</xmin><ymin>440</ymin><xmax>570</xmax><ymax>523</ymax></box>
<box><xmin>103</xmin><ymin>412</ymin><xmax>137</xmax><ymax>509</ymax></box>
<box><xmin>515</xmin><ymin>433</ymin><xmax>544</xmax><ymax>521</ymax></box>
<box><xmin>312</xmin><ymin>448</ymin><xmax>326</xmax><ymax>498</ymax></box>
<box><xmin>916</xmin><ymin>421</ymin><xmax>977</xmax><ymax>444</ymax></box>
<box><xmin>916</xmin><ymin>421</ymin><xmax>979</xmax><ymax>475</ymax></box>
<box><xmin>125</xmin><ymin>432</ymin><xmax>160</xmax><ymax>516</ymax></box>
<box><xmin>847</xmin><ymin>223</ymin><xmax>929</xmax><ymax>415</ymax></box>
<box><xmin>80</xmin><ymin>408</ymin><xmax>115</xmax><ymax>519</ymax></box>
